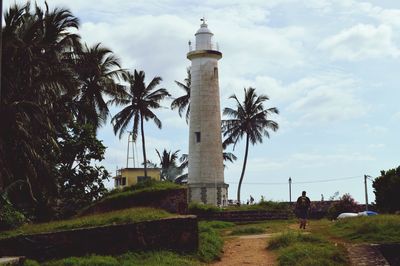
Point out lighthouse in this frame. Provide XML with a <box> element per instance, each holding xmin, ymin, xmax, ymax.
<box><xmin>187</xmin><ymin>19</ymin><xmax>228</xmax><ymax>206</ymax></box>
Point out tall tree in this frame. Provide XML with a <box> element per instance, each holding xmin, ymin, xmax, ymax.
<box><xmin>112</xmin><ymin>70</ymin><xmax>170</xmax><ymax>178</ymax></box>
<box><xmin>222</xmin><ymin>87</ymin><xmax>279</xmax><ymax>203</ymax></box>
<box><xmin>171</xmin><ymin>67</ymin><xmax>190</xmax><ymax>123</ymax></box>
<box><xmin>0</xmin><ymin>3</ymin><xmax>80</xmax><ymax>209</ymax></box>
<box><xmin>150</xmin><ymin>149</ymin><xmax>187</xmax><ymax>182</ymax></box>
<box><xmin>74</xmin><ymin>43</ymin><xmax>126</xmax><ymax>129</ymax></box>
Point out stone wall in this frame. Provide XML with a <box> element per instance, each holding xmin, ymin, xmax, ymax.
<box><xmin>194</xmin><ymin>210</ymin><xmax>290</xmax><ymax>222</ymax></box>
<box><xmin>80</xmin><ymin>188</ymin><xmax>188</xmax><ymax>216</ymax></box>
<box><xmin>0</xmin><ymin>216</ymin><xmax>198</xmax><ymax>261</ymax></box>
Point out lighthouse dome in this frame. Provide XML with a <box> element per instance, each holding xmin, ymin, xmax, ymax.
<box><xmin>195</xmin><ymin>22</ymin><xmax>213</xmax><ymax>35</ymax></box>
<box><xmin>194</xmin><ymin>19</ymin><xmax>215</xmax><ymax>50</ymax></box>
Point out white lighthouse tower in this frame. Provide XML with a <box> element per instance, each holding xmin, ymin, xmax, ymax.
<box><xmin>187</xmin><ymin>19</ymin><xmax>228</xmax><ymax>206</ymax></box>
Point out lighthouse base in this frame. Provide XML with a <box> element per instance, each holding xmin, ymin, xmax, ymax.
<box><xmin>188</xmin><ymin>182</ymin><xmax>229</xmax><ymax>206</ymax></box>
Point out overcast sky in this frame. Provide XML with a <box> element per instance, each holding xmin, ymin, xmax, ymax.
<box><xmin>4</xmin><ymin>0</ymin><xmax>400</xmax><ymax>203</ymax></box>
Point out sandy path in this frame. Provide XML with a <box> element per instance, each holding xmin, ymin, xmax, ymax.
<box><xmin>211</xmin><ymin>233</ymin><xmax>277</xmax><ymax>266</ymax></box>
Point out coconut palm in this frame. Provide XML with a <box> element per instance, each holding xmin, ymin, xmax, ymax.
<box><xmin>74</xmin><ymin>43</ymin><xmax>126</xmax><ymax>129</ymax></box>
<box><xmin>171</xmin><ymin>67</ymin><xmax>191</xmax><ymax>123</ymax></box>
<box><xmin>222</xmin><ymin>87</ymin><xmax>279</xmax><ymax>203</ymax></box>
<box><xmin>0</xmin><ymin>3</ymin><xmax>80</xmax><ymax>204</ymax></box>
<box><xmin>111</xmin><ymin>70</ymin><xmax>170</xmax><ymax>178</ymax></box>
<box><xmin>153</xmin><ymin>149</ymin><xmax>187</xmax><ymax>182</ymax></box>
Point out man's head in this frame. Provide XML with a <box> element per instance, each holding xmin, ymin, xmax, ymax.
<box><xmin>302</xmin><ymin>191</ymin><xmax>306</xmax><ymax>196</ymax></box>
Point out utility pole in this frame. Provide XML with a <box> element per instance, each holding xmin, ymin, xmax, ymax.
<box><xmin>289</xmin><ymin>177</ymin><xmax>292</xmax><ymax>203</ymax></box>
<box><xmin>364</xmin><ymin>175</ymin><xmax>369</xmax><ymax>211</ymax></box>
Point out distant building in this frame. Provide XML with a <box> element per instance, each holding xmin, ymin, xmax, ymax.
<box><xmin>114</xmin><ymin>168</ymin><xmax>161</xmax><ymax>188</ymax></box>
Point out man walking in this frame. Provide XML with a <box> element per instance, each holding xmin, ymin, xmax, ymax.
<box><xmin>296</xmin><ymin>191</ymin><xmax>311</xmax><ymax>229</ymax></box>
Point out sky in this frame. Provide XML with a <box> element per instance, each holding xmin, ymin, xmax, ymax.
<box><xmin>4</xmin><ymin>0</ymin><xmax>400</xmax><ymax>203</ymax></box>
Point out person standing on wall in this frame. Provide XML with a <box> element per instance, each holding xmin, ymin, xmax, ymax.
<box><xmin>296</xmin><ymin>191</ymin><xmax>311</xmax><ymax>229</ymax></box>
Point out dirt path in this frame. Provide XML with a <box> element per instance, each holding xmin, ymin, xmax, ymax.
<box><xmin>211</xmin><ymin>233</ymin><xmax>277</xmax><ymax>266</ymax></box>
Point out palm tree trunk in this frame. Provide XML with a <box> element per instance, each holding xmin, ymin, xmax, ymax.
<box><xmin>237</xmin><ymin>133</ymin><xmax>250</xmax><ymax>204</ymax></box>
<box><xmin>140</xmin><ymin>113</ymin><xmax>148</xmax><ymax>178</ymax></box>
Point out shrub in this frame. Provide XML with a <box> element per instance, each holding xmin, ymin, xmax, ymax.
<box><xmin>327</xmin><ymin>193</ymin><xmax>361</xmax><ymax>220</ymax></box>
<box><xmin>0</xmin><ymin>204</ymin><xmax>26</xmax><ymax>230</ymax></box>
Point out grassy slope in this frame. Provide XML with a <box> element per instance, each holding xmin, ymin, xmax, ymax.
<box><xmin>331</xmin><ymin>215</ymin><xmax>400</xmax><ymax>243</ymax></box>
<box><xmin>0</xmin><ymin>207</ymin><xmax>173</xmax><ymax>240</ymax></box>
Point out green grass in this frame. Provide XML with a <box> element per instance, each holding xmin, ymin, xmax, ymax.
<box><xmin>331</xmin><ymin>215</ymin><xmax>400</xmax><ymax>243</ymax></box>
<box><xmin>230</xmin><ymin>226</ymin><xmax>265</xmax><ymax>235</ymax></box>
<box><xmin>197</xmin><ymin>221</ymin><xmax>234</xmax><ymax>262</ymax></box>
<box><xmin>104</xmin><ymin>180</ymin><xmax>182</xmax><ymax>199</ymax></box>
<box><xmin>25</xmin><ymin>251</ymin><xmax>200</xmax><ymax>266</ymax></box>
<box><xmin>0</xmin><ymin>207</ymin><xmax>173</xmax><ymax>240</ymax></box>
<box><xmin>268</xmin><ymin>231</ymin><xmax>348</xmax><ymax>266</ymax></box>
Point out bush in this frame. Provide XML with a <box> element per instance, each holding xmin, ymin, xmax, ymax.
<box><xmin>373</xmin><ymin>166</ymin><xmax>400</xmax><ymax>213</ymax></box>
<box><xmin>327</xmin><ymin>193</ymin><xmax>361</xmax><ymax>220</ymax></box>
<box><xmin>0</xmin><ymin>204</ymin><xmax>26</xmax><ymax>230</ymax></box>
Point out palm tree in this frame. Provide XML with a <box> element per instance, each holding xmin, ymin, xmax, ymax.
<box><xmin>222</xmin><ymin>87</ymin><xmax>279</xmax><ymax>203</ymax></box>
<box><xmin>154</xmin><ymin>149</ymin><xmax>187</xmax><ymax>182</ymax></box>
<box><xmin>74</xmin><ymin>43</ymin><xmax>126</xmax><ymax>129</ymax></box>
<box><xmin>111</xmin><ymin>70</ymin><xmax>170</xmax><ymax>178</ymax></box>
<box><xmin>171</xmin><ymin>67</ymin><xmax>190</xmax><ymax>123</ymax></box>
<box><xmin>0</xmin><ymin>3</ymin><xmax>80</xmax><ymax>205</ymax></box>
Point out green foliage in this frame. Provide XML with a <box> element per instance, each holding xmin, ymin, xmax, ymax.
<box><xmin>57</xmin><ymin>123</ymin><xmax>110</xmax><ymax>218</ymax></box>
<box><xmin>332</xmin><ymin>215</ymin><xmax>400</xmax><ymax>243</ymax></box>
<box><xmin>373</xmin><ymin>166</ymin><xmax>400</xmax><ymax>213</ymax></box>
<box><xmin>327</xmin><ymin>193</ymin><xmax>361</xmax><ymax>220</ymax></box>
<box><xmin>197</xmin><ymin>221</ymin><xmax>228</xmax><ymax>262</ymax></box>
<box><xmin>230</xmin><ymin>226</ymin><xmax>265</xmax><ymax>235</ymax></box>
<box><xmin>0</xmin><ymin>203</ymin><xmax>26</xmax><ymax>230</ymax></box>
<box><xmin>268</xmin><ymin>232</ymin><xmax>347</xmax><ymax>266</ymax></box>
<box><xmin>0</xmin><ymin>207</ymin><xmax>172</xmax><ymax>240</ymax></box>
<box><xmin>0</xmin><ymin>2</ymin><xmax>124</xmax><ymax>222</ymax></box>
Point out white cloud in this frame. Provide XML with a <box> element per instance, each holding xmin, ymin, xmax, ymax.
<box><xmin>319</xmin><ymin>24</ymin><xmax>400</xmax><ymax>60</ymax></box>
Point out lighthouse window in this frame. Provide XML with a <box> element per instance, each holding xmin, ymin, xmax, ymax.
<box><xmin>195</xmin><ymin>132</ymin><xmax>201</xmax><ymax>143</ymax></box>
<box><xmin>214</xmin><ymin>67</ymin><xmax>218</xmax><ymax>78</ymax></box>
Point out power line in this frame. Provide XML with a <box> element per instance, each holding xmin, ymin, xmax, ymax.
<box><xmin>225</xmin><ymin>175</ymin><xmax>362</xmax><ymax>185</ymax></box>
